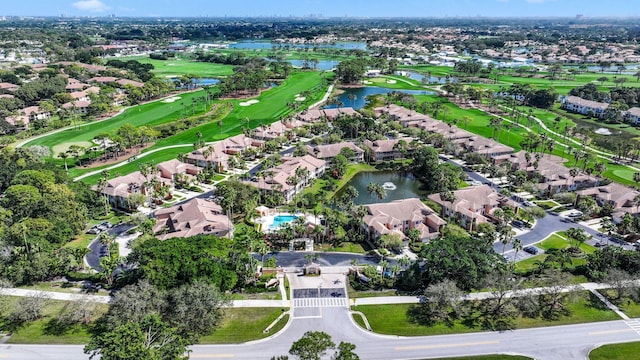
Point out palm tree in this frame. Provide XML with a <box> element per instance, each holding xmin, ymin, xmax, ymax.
<box><xmin>489</xmin><ymin>117</ymin><xmax>502</xmax><ymax>140</ymax></box>
<box><xmin>512</xmin><ymin>238</ymin><xmax>523</xmax><ymax>261</ymax></box>
<box><xmin>633</xmin><ymin>194</ymin><xmax>640</xmax><ymax>214</ymax></box>
<box><xmin>99</xmin><ymin>231</ymin><xmax>116</xmax><ymax>253</ymax></box>
<box><xmin>59</xmin><ymin>152</ymin><xmax>69</xmax><ymax>173</ymax></box>
<box><xmin>379</xmin><ymin>260</ymin><xmax>389</xmax><ymax>277</ymax></box>
<box><xmin>72</xmin><ymin>247</ymin><xmax>91</xmax><ymax>271</ymax></box>
<box><xmin>347</xmin><ymin>94</ymin><xmax>357</xmax><ymax>107</ymax></box>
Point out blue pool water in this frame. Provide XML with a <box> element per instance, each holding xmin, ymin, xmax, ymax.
<box><xmin>270</xmin><ymin>215</ymin><xmax>300</xmax><ymax>229</ymax></box>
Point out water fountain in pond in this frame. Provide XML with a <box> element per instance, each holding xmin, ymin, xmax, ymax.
<box><xmin>382</xmin><ymin>182</ymin><xmax>397</xmax><ymax>190</ymax></box>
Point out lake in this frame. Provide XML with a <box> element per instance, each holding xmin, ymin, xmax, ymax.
<box><xmin>324</xmin><ymin>86</ymin><xmax>437</xmax><ymax>110</ymax></box>
<box><xmin>338</xmin><ymin>171</ymin><xmax>426</xmax><ymax>205</ymax></box>
<box><xmin>229</xmin><ymin>40</ymin><xmax>367</xmax><ymax>51</ymax></box>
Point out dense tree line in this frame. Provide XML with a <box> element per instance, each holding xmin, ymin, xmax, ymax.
<box><xmin>126</xmin><ymin>235</ymin><xmax>253</xmax><ymax>291</ymax></box>
<box><xmin>0</xmin><ymin>147</ymin><xmax>100</xmax><ymax>285</ymax></box>
<box><xmin>218</xmin><ymin>61</ymin><xmax>270</xmax><ymax>97</ymax></box>
<box><xmin>335</xmin><ymin>59</ymin><xmax>367</xmax><ymax>84</ymax></box>
<box><xmin>85</xmin><ymin>279</ymin><xmax>229</xmax><ymax>359</ymax></box>
<box><xmin>193</xmin><ymin>51</ymin><xmax>257</xmax><ymax>66</ymax></box>
<box><xmin>13</xmin><ymin>75</ymin><xmax>67</xmax><ymax>106</ymax></box>
<box><xmin>408</xmin><ymin>146</ymin><xmax>464</xmax><ymax>193</ymax></box>
<box><xmin>105</xmin><ymin>59</ymin><xmax>155</xmax><ymax>82</ymax></box>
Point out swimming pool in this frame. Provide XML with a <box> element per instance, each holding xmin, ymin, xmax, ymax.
<box><xmin>270</xmin><ymin>215</ymin><xmax>300</xmax><ymax>230</ymax></box>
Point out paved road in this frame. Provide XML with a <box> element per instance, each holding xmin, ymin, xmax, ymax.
<box><xmin>261</xmin><ymin>251</ymin><xmax>384</xmax><ymax>268</ymax></box>
<box><xmin>3</xmin><ymin>272</ymin><xmax>640</xmax><ymax>360</ymax></box>
<box><xmin>85</xmin><ymin>223</ymin><xmax>135</xmax><ymax>269</ymax></box>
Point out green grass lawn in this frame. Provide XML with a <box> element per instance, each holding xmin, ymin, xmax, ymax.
<box><xmin>599</xmin><ymin>290</ymin><xmax>640</xmax><ymax>318</ymax></box>
<box><xmin>113</xmin><ymin>56</ymin><xmax>235</xmax><ymax>78</ymax></box>
<box><xmin>317</xmin><ymin>241</ymin><xmax>367</xmax><ymax>253</ymax></box>
<box><xmin>199</xmin><ymin>307</ymin><xmax>288</xmax><ymax>344</ymax></box>
<box><xmin>366</xmin><ymin>76</ymin><xmax>426</xmax><ymax>90</ymax></box>
<box><xmin>26</xmin><ymin>90</ymin><xmax>213</xmax><ymax>152</ymax></box>
<box><xmin>589</xmin><ymin>342</ymin><xmax>640</xmax><ymax>360</ymax></box>
<box><xmin>352</xmin><ymin>291</ymin><xmax>618</xmax><ymax>336</ymax></box>
<box><xmin>515</xmin><ymin>232</ymin><xmax>595</xmax><ymax>273</ymax></box>
<box><xmin>537</xmin><ymin>233</ymin><xmax>596</xmax><ymax>254</ymax></box>
<box><xmin>3</xmin><ymin>298</ymin><xmax>109</xmax><ymax>344</ymax></box>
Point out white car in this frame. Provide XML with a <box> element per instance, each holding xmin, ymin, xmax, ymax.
<box><xmin>523</xmin><ymin>201</ymin><xmax>535</xmax><ymax>207</ymax></box>
<box><xmin>567</xmin><ymin>210</ymin><xmax>583</xmax><ymax>218</ymax></box>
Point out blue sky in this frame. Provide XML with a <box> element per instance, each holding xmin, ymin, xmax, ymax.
<box><xmin>3</xmin><ymin>0</ymin><xmax>640</xmax><ymax>18</ymax></box>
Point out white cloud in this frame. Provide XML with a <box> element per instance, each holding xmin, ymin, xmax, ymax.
<box><xmin>72</xmin><ymin>0</ymin><xmax>110</xmax><ymax>12</ymax></box>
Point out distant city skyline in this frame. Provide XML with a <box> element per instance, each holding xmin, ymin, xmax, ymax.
<box><xmin>1</xmin><ymin>0</ymin><xmax>639</xmax><ymax>18</ymax></box>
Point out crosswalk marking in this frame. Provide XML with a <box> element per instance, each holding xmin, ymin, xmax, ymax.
<box><xmin>292</xmin><ymin>297</ymin><xmax>349</xmax><ymax>308</ymax></box>
<box><xmin>624</xmin><ymin>319</ymin><xmax>640</xmax><ymax>336</ymax></box>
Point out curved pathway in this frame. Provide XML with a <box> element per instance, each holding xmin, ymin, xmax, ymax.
<box><xmin>494</xmin><ymin>103</ymin><xmax>640</xmax><ymax>172</ymax></box>
<box><xmin>15</xmin><ymin>90</ymin><xmax>202</xmax><ymax>148</ymax></box>
<box><xmin>74</xmin><ymin>82</ymin><xmax>337</xmax><ymax>182</ymax></box>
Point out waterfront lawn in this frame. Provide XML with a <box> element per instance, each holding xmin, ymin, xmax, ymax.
<box><xmin>367</xmin><ymin>76</ymin><xmax>426</xmax><ymax>90</ymax></box>
<box><xmin>352</xmin><ymin>291</ymin><xmax>618</xmax><ymax>336</ymax></box>
<box><xmin>199</xmin><ymin>307</ymin><xmax>288</xmax><ymax>344</ymax></box>
<box><xmin>589</xmin><ymin>342</ymin><xmax>640</xmax><ymax>360</ymax></box>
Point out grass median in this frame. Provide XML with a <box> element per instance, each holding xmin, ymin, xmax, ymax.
<box><xmin>589</xmin><ymin>342</ymin><xmax>640</xmax><ymax>360</ymax></box>
<box><xmin>351</xmin><ymin>291</ymin><xmax>618</xmax><ymax>336</ymax></box>
<box><xmin>199</xmin><ymin>307</ymin><xmax>288</xmax><ymax>344</ymax></box>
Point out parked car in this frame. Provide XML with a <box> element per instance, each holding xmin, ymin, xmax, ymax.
<box><xmin>523</xmin><ymin>201</ymin><xmax>535</xmax><ymax>207</ymax></box>
<box><xmin>523</xmin><ymin>246</ymin><xmax>539</xmax><ymax>255</ymax></box>
<box><xmin>87</xmin><ymin>226</ymin><xmax>101</xmax><ymax>234</ymax></box>
<box><xmin>101</xmin><ymin>221</ymin><xmax>113</xmax><ymax>228</ymax></box>
<box><xmin>511</xmin><ymin>220</ymin><xmax>525</xmax><ymax>228</ymax></box>
<box><xmin>567</xmin><ymin>210</ymin><xmax>583</xmax><ymax>218</ymax></box>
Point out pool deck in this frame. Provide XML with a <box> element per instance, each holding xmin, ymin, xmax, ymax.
<box><xmin>254</xmin><ymin>212</ymin><xmax>321</xmax><ymax>233</ymax></box>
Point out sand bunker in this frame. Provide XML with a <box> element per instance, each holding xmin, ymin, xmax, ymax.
<box><xmin>295</xmin><ymin>96</ymin><xmax>306</xmax><ymax>102</ymax></box>
<box><xmin>363</xmin><ymin>80</ymin><xmax>373</xmax><ymax>84</ymax></box>
<box><xmin>386</xmin><ymin>79</ymin><xmax>397</xmax><ymax>84</ymax></box>
<box><xmin>239</xmin><ymin>99</ymin><xmax>260</xmax><ymax>107</ymax></box>
<box><xmin>162</xmin><ymin>96</ymin><xmax>181</xmax><ymax>103</ymax></box>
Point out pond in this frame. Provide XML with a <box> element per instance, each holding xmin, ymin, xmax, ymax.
<box><xmin>194</xmin><ymin>78</ymin><xmax>220</xmax><ymax>86</ymax></box>
<box><xmin>324</xmin><ymin>86</ymin><xmax>437</xmax><ymax>110</ymax></box>
<box><xmin>403</xmin><ymin>71</ymin><xmax>459</xmax><ymax>84</ymax></box>
<box><xmin>229</xmin><ymin>40</ymin><xmax>367</xmax><ymax>51</ymax></box>
<box><xmin>169</xmin><ymin>77</ymin><xmax>220</xmax><ymax>88</ymax></box>
<box><xmin>337</xmin><ymin>171</ymin><xmax>426</xmax><ymax>205</ymax></box>
<box><xmin>289</xmin><ymin>59</ymin><xmax>339</xmax><ymax>71</ymax></box>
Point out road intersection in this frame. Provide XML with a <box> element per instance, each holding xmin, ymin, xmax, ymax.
<box><xmin>2</xmin><ymin>271</ymin><xmax>640</xmax><ymax>359</ymax></box>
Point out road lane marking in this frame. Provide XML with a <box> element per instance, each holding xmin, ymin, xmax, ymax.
<box><xmin>395</xmin><ymin>340</ymin><xmax>499</xmax><ymax>351</ymax></box>
<box><xmin>588</xmin><ymin>329</ymin><xmax>635</xmax><ymax>335</ymax></box>
<box><xmin>292</xmin><ymin>315</ymin><xmax>322</xmax><ymax>319</ymax></box>
<box><xmin>190</xmin><ymin>355</ymin><xmax>235</xmax><ymax>358</ymax></box>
